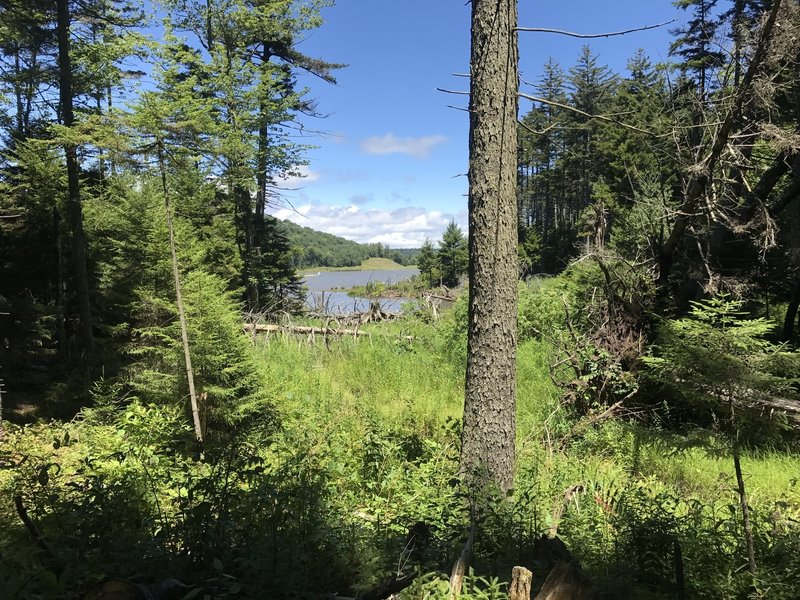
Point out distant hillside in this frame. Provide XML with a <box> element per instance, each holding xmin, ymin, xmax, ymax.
<box><xmin>277</xmin><ymin>218</ymin><xmax>419</xmax><ymax>268</ymax></box>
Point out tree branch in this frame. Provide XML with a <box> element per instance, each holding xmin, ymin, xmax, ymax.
<box><xmin>516</xmin><ymin>19</ymin><xmax>675</xmax><ymax>38</ymax></box>
<box><xmin>657</xmin><ymin>0</ymin><xmax>784</xmax><ymax>288</ymax></box>
<box><xmin>519</xmin><ymin>92</ymin><xmax>655</xmax><ymax>136</ymax></box>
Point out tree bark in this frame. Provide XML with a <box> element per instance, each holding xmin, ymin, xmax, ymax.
<box><xmin>54</xmin><ymin>208</ymin><xmax>66</xmax><ymax>357</ymax></box>
<box><xmin>508</xmin><ymin>566</ymin><xmax>533</xmax><ymax>600</ymax></box>
<box><xmin>781</xmin><ymin>279</ymin><xmax>800</xmax><ymax>342</ymax></box>
<box><xmin>730</xmin><ymin>400</ymin><xmax>757</xmax><ymax>579</ymax></box>
<box><xmin>460</xmin><ymin>0</ymin><xmax>519</xmax><ymax>493</ymax></box>
<box><xmin>157</xmin><ymin>142</ymin><xmax>203</xmax><ymax>443</ymax></box>
<box><xmin>56</xmin><ymin>0</ymin><xmax>93</xmax><ymax>380</ymax></box>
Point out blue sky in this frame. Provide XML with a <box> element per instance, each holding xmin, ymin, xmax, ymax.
<box><xmin>270</xmin><ymin>0</ymin><xmax>681</xmax><ymax>247</ymax></box>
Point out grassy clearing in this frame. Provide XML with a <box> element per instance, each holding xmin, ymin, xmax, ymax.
<box><xmin>256</xmin><ymin>320</ymin><xmax>463</xmax><ymax>429</ymax></box>
<box><xmin>300</xmin><ymin>257</ymin><xmax>413</xmax><ymax>274</ymax></box>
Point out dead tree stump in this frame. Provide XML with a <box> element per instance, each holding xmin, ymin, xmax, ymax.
<box><xmin>509</xmin><ymin>566</ymin><xmax>533</xmax><ymax>600</ymax></box>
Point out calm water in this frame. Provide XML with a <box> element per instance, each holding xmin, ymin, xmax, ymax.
<box><xmin>302</xmin><ymin>268</ymin><xmax>419</xmax><ymax>314</ymax></box>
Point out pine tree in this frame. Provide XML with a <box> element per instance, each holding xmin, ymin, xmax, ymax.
<box><xmin>644</xmin><ymin>296</ymin><xmax>800</xmax><ymax>579</ymax></box>
<box><xmin>566</xmin><ymin>46</ymin><xmax>616</xmax><ymax>215</ymax></box>
<box><xmin>416</xmin><ymin>238</ymin><xmax>438</xmax><ymax>288</ymax></box>
<box><xmin>0</xmin><ymin>0</ymin><xmax>55</xmax><ymax>142</ymax></box>
<box><xmin>607</xmin><ymin>50</ymin><xmax>669</xmax><ymax>197</ymax></box>
<box><xmin>57</xmin><ymin>0</ymin><xmax>94</xmax><ymax>383</ymax></box>
<box><xmin>670</xmin><ymin>0</ymin><xmax>726</xmax><ymax>97</ymax></box>
<box><xmin>160</xmin><ymin>0</ymin><xmax>342</xmax><ymax>311</ymax></box>
<box><xmin>518</xmin><ymin>58</ymin><xmax>566</xmax><ymax>272</ymax></box>
<box><xmin>437</xmin><ymin>221</ymin><xmax>467</xmax><ymax>289</ymax></box>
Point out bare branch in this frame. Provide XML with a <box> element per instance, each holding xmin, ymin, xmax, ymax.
<box><xmin>516</xmin><ymin>19</ymin><xmax>675</xmax><ymax>38</ymax></box>
<box><xmin>519</xmin><ymin>119</ymin><xmax>558</xmax><ymax>137</ymax></box>
<box><xmin>436</xmin><ymin>88</ymin><xmax>469</xmax><ymax>96</ymax></box>
<box><xmin>657</xmin><ymin>0</ymin><xmax>785</xmax><ymax>288</ymax></box>
<box><xmin>519</xmin><ymin>91</ymin><xmax>655</xmax><ymax>136</ymax></box>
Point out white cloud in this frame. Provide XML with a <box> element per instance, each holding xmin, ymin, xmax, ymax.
<box><xmin>271</xmin><ymin>203</ymin><xmax>467</xmax><ymax>248</ymax></box>
<box><xmin>360</xmin><ymin>133</ymin><xmax>447</xmax><ymax>159</ymax></box>
<box><xmin>275</xmin><ymin>165</ymin><xmax>320</xmax><ymax>189</ymax></box>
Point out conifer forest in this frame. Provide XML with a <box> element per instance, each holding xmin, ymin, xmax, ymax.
<box><xmin>1</xmin><ymin>0</ymin><xmax>800</xmax><ymax>598</ymax></box>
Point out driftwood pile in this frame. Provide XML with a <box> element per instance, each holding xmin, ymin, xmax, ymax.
<box><xmin>243</xmin><ymin>302</ymin><xmax>415</xmax><ymax>345</ymax></box>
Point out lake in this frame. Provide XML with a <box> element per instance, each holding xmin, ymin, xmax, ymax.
<box><xmin>302</xmin><ymin>268</ymin><xmax>419</xmax><ymax>314</ymax></box>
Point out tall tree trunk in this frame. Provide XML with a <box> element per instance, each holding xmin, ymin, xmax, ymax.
<box><xmin>157</xmin><ymin>142</ymin><xmax>203</xmax><ymax>443</ymax></box>
<box><xmin>56</xmin><ymin>0</ymin><xmax>93</xmax><ymax>382</ymax></box>
<box><xmin>782</xmin><ymin>278</ymin><xmax>800</xmax><ymax>342</ymax></box>
<box><xmin>730</xmin><ymin>400</ymin><xmax>757</xmax><ymax>579</ymax></box>
<box><xmin>13</xmin><ymin>46</ymin><xmax>24</xmax><ymax>139</ymax></box>
<box><xmin>250</xmin><ymin>45</ymin><xmax>274</xmax><ymax>311</ymax></box>
<box><xmin>54</xmin><ymin>208</ymin><xmax>66</xmax><ymax>357</ymax></box>
<box><xmin>460</xmin><ymin>0</ymin><xmax>519</xmax><ymax>493</ymax></box>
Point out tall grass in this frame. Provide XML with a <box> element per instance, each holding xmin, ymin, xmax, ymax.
<box><xmin>3</xmin><ymin>312</ymin><xmax>799</xmax><ymax>599</ymax></box>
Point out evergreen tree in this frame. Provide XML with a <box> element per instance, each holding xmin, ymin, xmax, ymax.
<box><xmin>161</xmin><ymin>0</ymin><xmax>343</xmax><ymax>311</ymax></box>
<box><xmin>564</xmin><ymin>45</ymin><xmax>616</xmax><ymax>252</ymax></box>
<box><xmin>56</xmin><ymin>0</ymin><xmax>94</xmax><ymax>382</ymax></box>
<box><xmin>518</xmin><ymin>58</ymin><xmax>567</xmax><ymax>272</ymax></box>
<box><xmin>565</xmin><ymin>45</ymin><xmax>616</xmax><ymax>219</ymax></box>
<box><xmin>670</xmin><ymin>0</ymin><xmax>726</xmax><ymax>97</ymax></box>
<box><xmin>644</xmin><ymin>296</ymin><xmax>800</xmax><ymax>579</ymax></box>
<box><xmin>437</xmin><ymin>221</ymin><xmax>467</xmax><ymax>288</ymax></box>
<box><xmin>602</xmin><ymin>50</ymin><xmax>670</xmax><ymax>203</ymax></box>
<box><xmin>0</xmin><ymin>0</ymin><xmax>55</xmax><ymax>142</ymax></box>
<box><xmin>416</xmin><ymin>238</ymin><xmax>438</xmax><ymax>287</ymax></box>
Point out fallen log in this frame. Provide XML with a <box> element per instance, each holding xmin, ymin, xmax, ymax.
<box><xmin>244</xmin><ymin>323</ymin><xmax>369</xmax><ymax>337</ymax></box>
<box><xmin>243</xmin><ymin>323</ymin><xmax>414</xmax><ymax>342</ymax></box>
<box><xmin>360</xmin><ymin>572</ymin><xmax>417</xmax><ymax>600</ymax></box>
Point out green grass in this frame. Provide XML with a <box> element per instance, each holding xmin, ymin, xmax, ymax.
<box><xmin>300</xmin><ymin>257</ymin><xmax>412</xmax><ymax>274</ymax></box>
<box><xmin>4</xmin><ymin>314</ymin><xmax>800</xmax><ymax>599</ymax></box>
<box><xmin>255</xmin><ymin>320</ymin><xmax>463</xmax><ymax>431</ymax></box>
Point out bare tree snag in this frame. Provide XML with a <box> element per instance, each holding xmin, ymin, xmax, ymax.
<box><xmin>448</xmin><ymin>524</ymin><xmax>474</xmax><ymax>600</ymax></box>
<box><xmin>460</xmin><ymin>0</ymin><xmax>519</xmax><ymax>494</ymax></box>
<box><xmin>157</xmin><ymin>141</ymin><xmax>203</xmax><ymax>443</ymax></box>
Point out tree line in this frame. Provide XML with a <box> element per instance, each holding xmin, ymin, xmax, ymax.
<box><xmin>516</xmin><ymin>0</ymin><xmax>800</xmax><ymax>342</ymax></box>
<box><xmin>0</xmin><ymin>0</ymin><xmax>342</xmax><ymax>398</ymax></box>
<box><xmin>277</xmin><ymin>219</ymin><xmax>419</xmax><ymax>268</ymax></box>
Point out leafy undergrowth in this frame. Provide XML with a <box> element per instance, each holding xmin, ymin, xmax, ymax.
<box><xmin>2</xmin><ymin>316</ymin><xmax>799</xmax><ymax>599</ymax></box>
